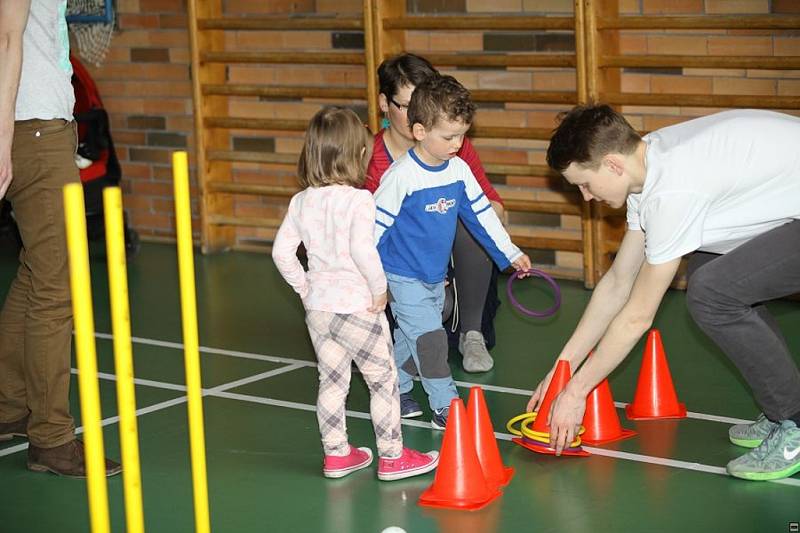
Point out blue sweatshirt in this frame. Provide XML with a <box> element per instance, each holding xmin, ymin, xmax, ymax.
<box><xmin>374</xmin><ymin>149</ymin><xmax>522</xmax><ymax>284</ymax></box>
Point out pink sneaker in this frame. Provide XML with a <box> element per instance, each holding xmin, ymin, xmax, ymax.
<box><xmin>377</xmin><ymin>448</ymin><xmax>439</xmax><ymax>481</ymax></box>
<box><xmin>323</xmin><ymin>446</ymin><xmax>373</xmax><ymax>479</ymax></box>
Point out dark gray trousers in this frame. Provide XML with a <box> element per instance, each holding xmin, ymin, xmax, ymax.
<box><xmin>686</xmin><ymin>219</ymin><xmax>800</xmax><ymax>422</ymax></box>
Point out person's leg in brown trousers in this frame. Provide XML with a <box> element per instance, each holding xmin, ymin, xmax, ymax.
<box><xmin>0</xmin><ymin>119</ymin><xmax>119</xmax><ymax>477</ymax></box>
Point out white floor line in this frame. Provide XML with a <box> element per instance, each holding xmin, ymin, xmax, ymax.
<box><xmin>209</xmin><ymin>389</ymin><xmax>800</xmax><ymax>488</ymax></box>
<box><xmin>0</xmin><ymin>362</ymin><xmax>304</xmax><ymax>460</ymax></box>
<box><xmin>10</xmin><ymin>367</ymin><xmax>794</xmax><ymax>488</ymax></box>
<box><xmin>97</xmin><ymin>331</ymin><xmax>756</xmax><ymax>426</ymax></box>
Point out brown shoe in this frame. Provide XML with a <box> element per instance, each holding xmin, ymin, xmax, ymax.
<box><xmin>27</xmin><ymin>439</ymin><xmax>122</xmax><ymax>478</ymax></box>
<box><xmin>0</xmin><ymin>414</ymin><xmax>29</xmax><ymax>441</ymax></box>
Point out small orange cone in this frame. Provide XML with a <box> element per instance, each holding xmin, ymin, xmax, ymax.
<box><xmin>625</xmin><ymin>329</ymin><xmax>687</xmax><ymax>420</ymax></box>
<box><xmin>418</xmin><ymin>398</ymin><xmax>501</xmax><ymax>511</ymax></box>
<box><xmin>512</xmin><ymin>360</ymin><xmax>589</xmax><ymax>457</ymax></box>
<box><xmin>466</xmin><ymin>386</ymin><xmax>513</xmax><ymax>488</ymax></box>
<box><xmin>582</xmin><ymin>378</ymin><xmax>636</xmax><ymax>445</ymax></box>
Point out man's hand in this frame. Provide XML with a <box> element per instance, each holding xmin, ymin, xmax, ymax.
<box><xmin>547</xmin><ymin>384</ymin><xmax>587</xmax><ymax>456</ymax></box>
<box><xmin>369</xmin><ymin>291</ymin><xmax>388</xmax><ymax>313</ymax></box>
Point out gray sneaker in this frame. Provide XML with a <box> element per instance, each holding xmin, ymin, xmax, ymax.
<box><xmin>726</xmin><ymin>420</ymin><xmax>800</xmax><ymax>481</ymax></box>
<box><xmin>459</xmin><ymin>331</ymin><xmax>493</xmax><ymax>373</ymax></box>
<box><xmin>729</xmin><ymin>413</ymin><xmax>780</xmax><ymax>448</ymax></box>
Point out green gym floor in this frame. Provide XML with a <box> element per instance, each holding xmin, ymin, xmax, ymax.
<box><xmin>1</xmin><ymin>241</ymin><xmax>799</xmax><ymax>533</ymax></box>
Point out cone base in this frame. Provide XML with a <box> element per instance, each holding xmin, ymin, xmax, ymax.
<box><xmin>418</xmin><ymin>486</ymin><xmax>501</xmax><ymax>511</ymax></box>
<box><xmin>581</xmin><ymin>427</ymin><xmax>637</xmax><ymax>446</ymax></box>
<box><xmin>496</xmin><ymin>466</ymin><xmax>514</xmax><ymax>487</ymax></box>
<box><xmin>511</xmin><ymin>437</ymin><xmax>591</xmax><ymax>457</ymax></box>
<box><xmin>625</xmin><ymin>403</ymin><xmax>687</xmax><ymax>420</ymax></box>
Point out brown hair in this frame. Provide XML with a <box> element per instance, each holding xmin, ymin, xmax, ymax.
<box><xmin>406</xmin><ymin>74</ymin><xmax>476</xmax><ymax>131</ymax></box>
<box><xmin>378</xmin><ymin>53</ymin><xmax>438</xmax><ymax>100</ymax></box>
<box><xmin>297</xmin><ymin>107</ymin><xmax>372</xmax><ymax>188</ymax></box>
<box><xmin>546</xmin><ymin>104</ymin><xmax>641</xmax><ymax>172</ymax></box>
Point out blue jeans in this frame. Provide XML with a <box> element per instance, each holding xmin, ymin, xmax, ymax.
<box><xmin>386</xmin><ymin>273</ymin><xmax>458</xmax><ymax>411</ymax></box>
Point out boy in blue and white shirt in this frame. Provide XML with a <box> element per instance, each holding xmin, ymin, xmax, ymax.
<box><xmin>374</xmin><ymin>75</ymin><xmax>531</xmax><ymax>429</ymax></box>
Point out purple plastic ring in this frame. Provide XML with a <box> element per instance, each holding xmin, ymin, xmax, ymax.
<box><xmin>506</xmin><ymin>269</ymin><xmax>562</xmax><ymax>318</ymax></box>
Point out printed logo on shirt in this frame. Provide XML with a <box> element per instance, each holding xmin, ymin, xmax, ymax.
<box><xmin>425</xmin><ymin>198</ymin><xmax>456</xmax><ymax>214</ymax></box>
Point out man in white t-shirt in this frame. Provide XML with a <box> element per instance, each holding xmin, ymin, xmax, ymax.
<box><xmin>526</xmin><ymin>104</ymin><xmax>800</xmax><ymax>481</ymax></box>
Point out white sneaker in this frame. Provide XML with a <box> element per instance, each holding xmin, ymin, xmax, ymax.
<box><xmin>459</xmin><ymin>330</ymin><xmax>493</xmax><ymax>373</ymax></box>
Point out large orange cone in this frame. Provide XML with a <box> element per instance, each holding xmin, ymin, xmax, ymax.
<box><xmin>512</xmin><ymin>360</ymin><xmax>590</xmax><ymax>457</ymax></box>
<box><xmin>466</xmin><ymin>387</ymin><xmax>514</xmax><ymax>488</ymax></box>
<box><xmin>582</xmin><ymin>378</ymin><xmax>636</xmax><ymax>445</ymax></box>
<box><xmin>625</xmin><ymin>329</ymin><xmax>687</xmax><ymax>420</ymax></box>
<box><xmin>419</xmin><ymin>398</ymin><xmax>501</xmax><ymax>510</ymax></box>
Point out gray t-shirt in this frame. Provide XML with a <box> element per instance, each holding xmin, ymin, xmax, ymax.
<box><xmin>15</xmin><ymin>0</ymin><xmax>74</xmax><ymax>121</ymax></box>
<box><xmin>626</xmin><ymin>109</ymin><xmax>800</xmax><ymax>264</ymax></box>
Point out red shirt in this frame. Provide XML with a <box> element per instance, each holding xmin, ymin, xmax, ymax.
<box><xmin>365</xmin><ymin>129</ymin><xmax>503</xmax><ymax>205</ymax></box>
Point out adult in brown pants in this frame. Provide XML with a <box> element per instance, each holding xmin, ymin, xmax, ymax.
<box><xmin>0</xmin><ymin>0</ymin><xmax>120</xmax><ymax>477</ymax></box>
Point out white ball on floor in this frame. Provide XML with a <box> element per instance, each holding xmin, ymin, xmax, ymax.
<box><xmin>381</xmin><ymin>528</ymin><xmax>406</xmax><ymax>533</ymax></box>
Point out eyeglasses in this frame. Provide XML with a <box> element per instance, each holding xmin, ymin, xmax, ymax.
<box><xmin>389</xmin><ymin>97</ymin><xmax>409</xmax><ymax>112</ymax></box>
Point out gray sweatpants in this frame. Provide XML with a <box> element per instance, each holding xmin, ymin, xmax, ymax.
<box><xmin>686</xmin><ymin>219</ymin><xmax>800</xmax><ymax>422</ymax></box>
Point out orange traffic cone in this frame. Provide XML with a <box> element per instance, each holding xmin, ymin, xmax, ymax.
<box><xmin>466</xmin><ymin>386</ymin><xmax>514</xmax><ymax>488</ymax></box>
<box><xmin>582</xmin><ymin>378</ymin><xmax>636</xmax><ymax>445</ymax></box>
<box><xmin>512</xmin><ymin>360</ymin><xmax>589</xmax><ymax>457</ymax></box>
<box><xmin>418</xmin><ymin>398</ymin><xmax>501</xmax><ymax>511</ymax></box>
<box><xmin>625</xmin><ymin>329</ymin><xmax>687</xmax><ymax>420</ymax></box>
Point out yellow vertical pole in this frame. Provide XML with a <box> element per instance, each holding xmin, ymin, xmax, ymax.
<box><xmin>172</xmin><ymin>151</ymin><xmax>211</xmax><ymax>533</ymax></box>
<box><xmin>63</xmin><ymin>183</ymin><xmax>111</xmax><ymax>533</ymax></box>
<box><xmin>103</xmin><ymin>187</ymin><xmax>145</xmax><ymax>533</ymax></box>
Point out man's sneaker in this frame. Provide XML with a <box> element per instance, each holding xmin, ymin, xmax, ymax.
<box><xmin>431</xmin><ymin>407</ymin><xmax>449</xmax><ymax>430</ymax></box>
<box><xmin>323</xmin><ymin>445</ymin><xmax>373</xmax><ymax>479</ymax></box>
<box><xmin>727</xmin><ymin>420</ymin><xmax>800</xmax><ymax>481</ymax></box>
<box><xmin>0</xmin><ymin>414</ymin><xmax>28</xmax><ymax>442</ymax></box>
<box><xmin>28</xmin><ymin>439</ymin><xmax>122</xmax><ymax>478</ymax></box>
<box><xmin>400</xmin><ymin>392</ymin><xmax>422</xmax><ymax>419</ymax></box>
<box><xmin>459</xmin><ymin>331</ymin><xmax>494</xmax><ymax>373</ymax></box>
<box><xmin>377</xmin><ymin>448</ymin><xmax>439</xmax><ymax>481</ymax></box>
<box><xmin>729</xmin><ymin>413</ymin><xmax>780</xmax><ymax>448</ymax></box>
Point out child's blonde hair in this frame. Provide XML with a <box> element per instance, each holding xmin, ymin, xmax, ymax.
<box><xmin>298</xmin><ymin>107</ymin><xmax>372</xmax><ymax>188</ymax></box>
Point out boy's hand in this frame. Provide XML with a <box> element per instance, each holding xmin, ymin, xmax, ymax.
<box><xmin>369</xmin><ymin>292</ymin><xmax>388</xmax><ymax>313</ymax></box>
<box><xmin>512</xmin><ymin>253</ymin><xmax>532</xmax><ymax>277</ymax></box>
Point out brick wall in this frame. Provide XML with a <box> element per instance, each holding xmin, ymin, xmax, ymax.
<box><xmin>80</xmin><ymin>0</ymin><xmax>799</xmax><ymax>269</ymax></box>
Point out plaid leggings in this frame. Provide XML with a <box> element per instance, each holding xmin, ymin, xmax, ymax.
<box><xmin>305</xmin><ymin>310</ymin><xmax>402</xmax><ymax>458</ymax></box>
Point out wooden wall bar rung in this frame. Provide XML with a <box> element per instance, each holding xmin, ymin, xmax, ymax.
<box><xmin>597</xmin><ymin>15</ymin><xmax>800</xmax><ymax>30</ymax></box>
<box><xmin>470</xmin><ymin>89</ymin><xmax>576</xmax><ymax>105</ymax></box>
<box><xmin>601</xmin><ymin>55</ymin><xmax>800</xmax><ymax>70</ymax></box>
<box><xmin>207</xmin><ymin>150</ymin><xmax>298</xmax><ymax>164</ymax></box>
<box><xmin>201</xmin><ymin>51</ymin><xmax>365</xmax><ymax>65</ymax></box>
<box><xmin>502</xmin><ymin>199</ymin><xmax>581</xmax><ymax>215</ymax></box>
<box><xmin>471</xmin><ymin>125</ymin><xmax>553</xmax><ymax>140</ymax></box>
<box><xmin>604</xmin><ymin>92</ymin><xmax>800</xmax><ymax>110</ymax></box>
<box><xmin>208</xmin><ymin>214</ymin><xmax>282</xmax><ymax>228</ymax></box>
<box><xmin>417</xmin><ymin>53</ymin><xmax>576</xmax><ymax>68</ymax></box>
<box><xmin>202</xmin><ymin>84</ymin><xmax>365</xmax><ymax>99</ymax></box>
<box><xmin>512</xmin><ymin>235</ymin><xmax>582</xmax><ymax>252</ymax></box>
<box><xmin>198</xmin><ymin>16</ymin><xmax>363</xmax><ymax>31</ymax></box>
<box><xmin>206</xmin><ymin>182</ymin><xmax>299</xmax><ymax>196</ymax></box>
<box><xmin>205</xmin><ymin>117</ymin><xmax>308</xmax><ymax>130</ymax></box>
<box><xmin>383</xmin><ymin>15</ymin><xmax>574</xmax><ymax>30</ymax></box>
<box><xmin>483</xmin><ymin>163</ymin><xmax>558</xmax><ymax>177</ymax></box>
